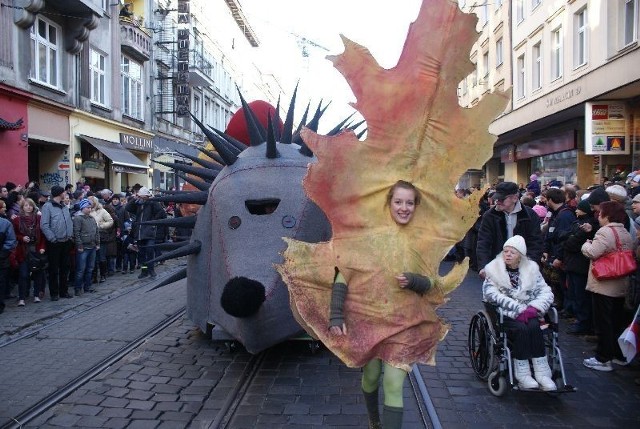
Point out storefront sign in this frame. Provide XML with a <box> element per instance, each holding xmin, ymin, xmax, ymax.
<box><xmin>545</xmin><ymin>86</ymin><xmax>582</xmax><ymax>108</ymax></box>
<box><xmin>120</xmin><ymin>133</ymin><xmax>154</xmax><ymax>153</ymax></box>
<box><xmin>176</xmin><ymin>0</ymin><xmax>190</xmax><ymax>117</ymax></box>
<box><xmin>585</xmin><ymin>101</ymin><xmax>629</xmax><ymax>155</ymax></box>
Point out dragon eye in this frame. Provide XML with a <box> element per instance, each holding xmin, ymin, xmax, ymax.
<box><xmin>228</xmin><ymin>216</ymin><xmax>241</xmax><ymax>230</ymax></box>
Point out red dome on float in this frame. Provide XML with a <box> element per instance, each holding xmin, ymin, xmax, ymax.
<box><xmin>224</xmin><ymin>100</ymin><xmax>284</xmax><ymax>146</ymax></box>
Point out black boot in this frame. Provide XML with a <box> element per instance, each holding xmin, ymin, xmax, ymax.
<box><xmin>383</xmin><ymin>405</ymin><xmax>403</xmax><ymax>429</ymax></box>
<box><xmin>99</xmin><ymin>261</ymin><xmax>107</xmax><ymax>282</ymax></box>
<box><xmin>362</xmin><ymin>389</ymin><xmax>381</xmax><ymax>429</ymax></box>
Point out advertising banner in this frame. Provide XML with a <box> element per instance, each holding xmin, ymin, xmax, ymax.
<box><xmin>585</xmin><ymin>101</ymin><xmax>629</xmax><ymax>155</ymax></box>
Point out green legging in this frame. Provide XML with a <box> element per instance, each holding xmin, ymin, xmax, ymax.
<box><xmin>361</xmin><ymin>358</ymin><xmax>407</xmax><ymax>408</ymax></box>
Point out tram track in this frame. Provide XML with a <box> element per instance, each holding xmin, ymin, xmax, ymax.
<box><xmin>0</xmin><ymin>263</ymin><xmax>187</xmax><ymax>349</ymax></box>
<box><xmin>1</xmin><ymin>307</ymin><xmax>186</xmax><ymax>429</ymax></box>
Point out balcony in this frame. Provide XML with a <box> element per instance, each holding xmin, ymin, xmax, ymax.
<box><xmin>120</xmin><ymin>17</ymin><xmax>152</xmax><ymax>62</ymax></box>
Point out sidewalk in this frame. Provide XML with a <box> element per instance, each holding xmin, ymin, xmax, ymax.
<box><xmin>0</xmin><ymin>259</ymin><xmax>185</xmax><ymax>345</ymax></box>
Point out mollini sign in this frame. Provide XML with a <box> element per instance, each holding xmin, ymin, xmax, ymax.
<box><xmin>120</xmin><ymin>133</ymin><xmax>154</xmax><ymax>153</ymax></box>
<box><xmin>176</xmin><ymin>0</ymin><xmax>190</xmax><ymax>117</ymax></box>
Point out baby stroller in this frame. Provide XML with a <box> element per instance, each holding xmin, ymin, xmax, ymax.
<box><xmin>467</xmin><ymin>302</ymin><xmax>577</xmax><ymax>396</ymax></box>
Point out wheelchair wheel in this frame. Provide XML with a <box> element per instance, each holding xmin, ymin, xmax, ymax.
<box><xmin>468</xmin><ymin>311</ymin><xmax>496</xmax><ymax>381</ymax></box>
<box><xmin>487</xmin><ymin>370</ymin><xmax>508</xmax><ymax>397</ymax></box>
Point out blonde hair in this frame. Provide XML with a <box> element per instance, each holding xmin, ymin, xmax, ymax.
<box><xmin>19</xmin><ymin>198</ymin><xmax>38</xmax><ymax>215</ymax></box>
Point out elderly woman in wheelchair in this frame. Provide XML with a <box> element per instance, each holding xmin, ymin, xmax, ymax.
<box><xmin>481</xmin><ymin>235</ymin><xmax>556</xmax><ymax>391</ymax></box>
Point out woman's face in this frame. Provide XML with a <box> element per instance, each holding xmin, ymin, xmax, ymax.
<box><xmin>389</xmin><ymin>187</ymin><xmax>417</xmax><ymax>225</ymax></box>
<box><xmin>63</xmin><ymin>194</ymin><xmax>70</xmax><ymax>205</ymax></box>
<box><xmin>502</xmin><ymin>246</ymin><xmax>521</xmax><ymax>267</ymax></box>
<box><xmin>23</xmin><ymin>202</ymin><xmax>35</xmax><ymax>213</ymax></box>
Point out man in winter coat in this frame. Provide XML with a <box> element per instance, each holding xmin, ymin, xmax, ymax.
<box><xmin>125</xmin><ymin>187</ymin><xmax>166</xmax><ymax>279</ymax></box>
<box><xmin>40</xmin><ymin>185</ymin><xmax>73</xmax><ymax>300</ymax></box>
<box><xmin>542</xmin><ymin>187</ymin><xmax>577</xmax><ymax>313</ymax></box>
<box><xmin>476</xmin><ymin>181</ymin><xmax>543</xmax><ymax>278</ymax></box>
<box><xmin>0</xmin><ymin>215</ymin><xmax>17</xmax><ymax>313</ymax></box>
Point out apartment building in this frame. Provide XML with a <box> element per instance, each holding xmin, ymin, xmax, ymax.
<box><xmin>458</xmin><ymin>0</ymin><xmax>512</xmax><ymax>188</ymax></box>
<box><xmin>0</xmin><ymin>0</ymin><xmax>276</xmax><ymax>192</ymax></box>
<box><xmin>460</xmin><ymin>0</ymin><xmax>640</xmax><ymax>189</ymax></box>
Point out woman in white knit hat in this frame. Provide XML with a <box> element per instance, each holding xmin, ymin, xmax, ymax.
<box><xmin>482</xmin><ymin>235</ymin><xmax>556</xmax><ymax>391</ymax></box>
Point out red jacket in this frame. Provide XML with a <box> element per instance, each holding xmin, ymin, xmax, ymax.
<box><xmin>11</xmin><ymin>214</ymin><xmax>46</xmax><ymax>265</ymax></box>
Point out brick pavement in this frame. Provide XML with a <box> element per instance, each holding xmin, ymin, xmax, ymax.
<box><xmin>0</xmin><ymin>260</ymin><xmax>187</xmax><ymax>426</ymax></box>
<box><xmin>4</xmin><ymin>260</ymin><xmax>640</xmax><ymax>428</ymax></box>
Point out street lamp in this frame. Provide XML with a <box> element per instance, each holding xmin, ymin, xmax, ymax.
<box><xmin>74</xmin><ymin>153</ymin><xmax>82</xmax><ymax>171</ymax></box>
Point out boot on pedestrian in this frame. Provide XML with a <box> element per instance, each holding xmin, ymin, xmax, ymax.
<box><xmin>531</xmin><ymin>356</ymin><xmax>556</xmax><ymax>391</ymax></box>
<box><xmin>362</xmin><ymin>388</ymin><xmax>381</xmax><ymax>429</ymax></box>
<box><xmin>514</xmin><ymin>359</ymin><xmax>539</xmax><ymax>389</ymax></box>
<box><xmin>382</xmin><ymin>405</ymin><xmax>403</xmax><ymax>429</ymax></box>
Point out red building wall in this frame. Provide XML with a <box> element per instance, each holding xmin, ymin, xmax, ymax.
<box><xmin>0</xmin><ymin>85</ymin><xmax>29</xmax><ymax>186</ymax></box>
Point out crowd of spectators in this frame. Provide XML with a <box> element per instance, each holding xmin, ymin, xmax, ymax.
<box><xmin>0</xmin><ymin>181</ymin><xmax>181</xmax><ymax>314</ymax></box>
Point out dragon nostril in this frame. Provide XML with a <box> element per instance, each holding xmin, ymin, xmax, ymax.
<box><xmin>220</xmin><ymin>277</ymin><xmax>266</xmax><ymax>318</ymax></box>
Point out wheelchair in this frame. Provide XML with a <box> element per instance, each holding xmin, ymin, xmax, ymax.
<box><xmin>467</xmin><ymin>302</ymin><xmax>576</xmax><ymax>396</ymax></box>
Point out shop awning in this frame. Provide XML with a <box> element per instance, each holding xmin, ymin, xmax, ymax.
<box><xmin>78</xmin><ymin>135</ymin><xmax>148</xmax><ymax>171</ymax></box>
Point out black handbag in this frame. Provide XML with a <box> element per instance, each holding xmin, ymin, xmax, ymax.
<box><xmin>27</xmin><ymin>249</ymin><xmax>48</xmax><ymax>272</ymax></box>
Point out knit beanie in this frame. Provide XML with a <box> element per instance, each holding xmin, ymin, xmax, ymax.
<box><xmin>586</xmin><ymin>187</ymin><xmax>610</xmax><ymax>206</ymax></box>
<box><xmin>605</xmin><ymin>184</ymin><xmax>628</xmax><ymax>201</ymax></box>
<box><xmin>576</xmin><ymin>199</ymin><xmax>592</xmax><ymax>216</ymax></box>
<box><xmin>78</xmin><ymin>198</ymin><xmax>91</xmax><ymax>210</ymax></box>
<box><xmin>503</xmin><ymin>235</ymin><xmax>527</xmax><ymax>256</ymax></box>
<box><xmin>532</xmin><ymin>204</ymin><xmax>548</xmax><ymax>220</ymax></box>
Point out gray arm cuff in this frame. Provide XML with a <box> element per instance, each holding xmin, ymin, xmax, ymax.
<box><xmin>403</xmin><ymin>272</ymin><xmax>432</xmax><ymax>295</ymax></box>
<box><xmin>329</xmin><ymin>282</ymin><xmax>348</xmax><ymax>326</ymax></box>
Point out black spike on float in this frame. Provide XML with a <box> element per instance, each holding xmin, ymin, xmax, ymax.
<box><xmin>176</xmin><ymin>173</ymin><xmax>211</xmax><ymax>191</ymax></box>
<box><xmin>196</xmin><ymin>146</ymin><xmax>226</xmax><ymax>166</ymax></box>
<box><xmin>190</xmin><ymin>113</ymin><xmax>239</xmax><ymax>165</ymax></box>
<box><xmin>176</xmin><ymin>150</ymin><xmax>223</xmax><ymax>170</ymax></box>
<box><xmin>154</xmin><ymin>160</ymin><xmax>218</xmax><ymax>182</ymax></box>
<box><xmin>140</xmin><ymin>241</ymin><xmax>193</xmax><ymax>251</ymax></box>
<box><xmin>145</xmin><ymin>240</ymin><xmax>202</xmax><ymax>265</ymax></box>
<box><xmin>306</xmin><ymin>100</ymin><xmax>328</xmax><ymax>132</ymax></box>
<box><xmin>149</xmin><ymin>267</ymin><xmax>188</xmax><ymax>291</ymax></box>
<box><xmin>298</xmin><ymin>140</ymin><xmax>314</xmax><ymax>157</ymax></box>
<box><xmin>357</xmin><ymin>128</ymin><xmax>368</xmax><ymax>139</ymax></box>
<box><xmin>281</xmin><ymin>83</ymin><xmax>298</xmax><ymax>144</ymax></box>
<box><xmin>152</xmin><ymin>191</ymin><xmax>208</xmax><ymax>205</ymax></box>
<box><xmin>349</xmin><ymin>119</ymin><xmax>366</xmax><ymax>131</ymax></box>
<box><xmin>295</xmin><ymin>101</ymin><xmax>311</xmax><ymax>135</ymax></box>
<box><xmin>266</xmin><ymin>114</ymin><xmax>279</xmax><ymax>159</ymax></box>
<box><xmin>327</xmin><ymin>112</ymin><xmax>356</xmax><ymax>136</ymax></box>
<box><xmin>274</xmin><ymin>95</ymin><xmax>282</xmax><ymax>142</ymax></box>
<box><xmin>210</xmin><ymin>127</ymin><xmax>248</xmax><ymax>152</ymax></box>
<box><xmin>237</xmin><ymin>90</ymin><xmax>267</xmax><ymax>146</ymax></box>
<box><xmin>141</xmin><ymin>215</ymin><xmax>197</xmax><ymax>229</ymax></box>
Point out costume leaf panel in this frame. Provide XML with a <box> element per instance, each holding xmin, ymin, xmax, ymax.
<box><xmin>278</xmin><ymin>0</ymin><xmax>509</xmax><ymax>370</ymax></box>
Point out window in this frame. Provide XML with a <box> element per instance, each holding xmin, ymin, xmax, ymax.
<box><xmin>575</xmin><ymin>8</ymin><xmax>588</xmax><ymax>67</ymax></box>
<box><xmin>496</xmin><ymin>37</ymin><xmax>503</xmax><ymax>66</ymax></box>
<box><xmin>482</xmin><ymin>52</ymin><xmax>489</xmax><ymax>79</ymax></box>
<box><xmin>472</xmin><ymin>67</ymin><xmax>478</xmax><ymax>87</ymax></box>
<box><xmin>462</xmin><ymin>77</ymin><xmax>468</xmax><ymax>95</ymax></box>
<box><xmin>551</xmin><ymin>27</ymin><xmax>563</xmax><ymax>80</ymax></box>
<box><xmin>624</xmin><ymin>0</ymin><xmax>638</xmax><ymax>46</ymax></box>
<box><xmin>121</xmin><ymin>55</ymin><xmax>143</xmax><ymax>120</ymax></box>
<box><xmin>30</xmin><ymin>16</ymin><xmax>60</xmax><ymax>87</ymax></box>
<box><xmin>90</xmin><ymin>49</ymin><xmax>108</xmax><ymax>105</ymax></box>
<box><xmin>517</xmin><ymin>54</ymin><xmax>525</xmax><ymax>99</ymax></box>
<box><xmin>532</xmin><ymin>43</ymin><xmax>542</xmax><ymax>89</ymax></box>
<box><xmin>516</xmin><ymin>0</ymin><xmax>525</xmax><ymax>23</ymax></box>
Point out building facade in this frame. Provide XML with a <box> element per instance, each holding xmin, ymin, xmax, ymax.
<box><xmin>0</xmin><ymin>0</ymin><xmax>276</xmax><ymax>193</ymax></box>
<box><xmin>460</xmin><ymin>0</ymin><xmax>640</xmax><ymax>189</ymax></box>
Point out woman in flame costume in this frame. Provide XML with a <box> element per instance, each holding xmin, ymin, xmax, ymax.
<box><xmin>277</xmin><ymin>0</ymin><xmax>509</xmax><ymax>428</ymax></box>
